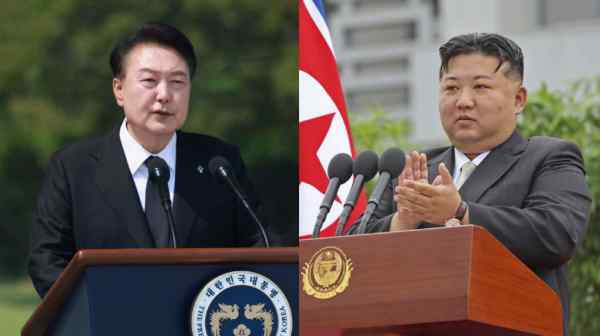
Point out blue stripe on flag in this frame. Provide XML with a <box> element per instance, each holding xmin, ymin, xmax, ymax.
<box><xmin>311</xmin><ymin>0</ymin><xmax>329</xmax><ymax>23</ymax></box>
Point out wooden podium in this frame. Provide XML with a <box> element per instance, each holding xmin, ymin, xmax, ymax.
<box><xmin>300</xmin><ymin>225</ymin><xmax>562</xmax><ymax>336</ymax></box>
<box><xmin>22</xmin><ymin>248</ymin><xmax>298</xmax><ymax>336</ymax></box>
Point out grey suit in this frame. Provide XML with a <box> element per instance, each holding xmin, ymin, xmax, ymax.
<box><xmin>349</xmin><ymin>131</ymin><xmax>591</xmax><ymax>335</ymax></box>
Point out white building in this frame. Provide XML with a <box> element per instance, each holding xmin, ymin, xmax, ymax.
<box><xmin>328</xmin><ymin>0</ymin><xmax>600</xmax><ymax>145</ymax></box>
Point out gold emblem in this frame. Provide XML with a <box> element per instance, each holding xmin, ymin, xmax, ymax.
<box><xmin>244</xmin><ymin>304</ymin><xmax>273</xmax><ymax>336</ymax></box>
<box><xmin>210</xmin><ymin>304</ymin><xmax>239</xmax><ymax>336</ymax></box>
<box><xmin>301</xmin><ymin>246</ymin><xmax>353</xmax><ymax>299</ymax></box>
<box><xmin>209</xmin><ymin>303</ymin><xmax>274</xmax><ymax>336</ymax></box>
<box><xmin>233</xmin><ymin>324</ymin><xmax>251</xmax><ymax>336</ymax></box>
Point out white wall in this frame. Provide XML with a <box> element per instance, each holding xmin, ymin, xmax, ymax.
<box><xmin>518</xmin><ymin>24</ymin><xmax>600</xmax><ymax>92</ymax></box>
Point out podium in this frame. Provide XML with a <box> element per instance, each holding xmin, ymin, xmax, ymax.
<box><xmin>300</xmin><ymin>225</ymin><xmax>563</xmax><ymax>335</ymax></box>
<box><xmin>22</xmin><ymin>248</ymin><xmax>298</xmax><ymax>336</ymax></box>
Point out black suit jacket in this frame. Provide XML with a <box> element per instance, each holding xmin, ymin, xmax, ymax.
<box><xmin>349</xmin><ymin>132</ymin><xmax>591</xmax><ymax>335</ymax></box>
<box><xmin>29</xmin><ymin>128</ymin><xmax>266</xmax><ymax>297</ymax></box>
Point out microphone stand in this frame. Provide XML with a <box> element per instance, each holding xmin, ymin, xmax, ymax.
<box><xmin>219</xmin><ymin>168</ymin><xmax>270</xmax><ymax>248</ymax></box>
<box><xmin>160</xmin><ymin>197</ymin><xmax>178</xmax><ymax>248</ymax></box>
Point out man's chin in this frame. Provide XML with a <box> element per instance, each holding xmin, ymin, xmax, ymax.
<box><xmin>146</xmin><ymin>122</ymin><xmax>179</xmax><ymax>136</ymax></box>
<box><xmin>449</xmin><ymin>130</ymin><xmax>481</xmax><ymax>144</ymax></box>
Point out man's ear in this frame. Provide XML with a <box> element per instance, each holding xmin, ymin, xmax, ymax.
<box><xmin>514</xmin><ymin>85</ymin><xmax>528</xmax><ymax>115</ymax></box>
<box><xmin>113</xmin><ymin>78</ymin><xmax>125</xmax><ymax>107</ymax></box>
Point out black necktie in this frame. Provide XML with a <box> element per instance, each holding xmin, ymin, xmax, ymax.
<box><xmin>144</xmin><ymin>156</ymin><xmax>171</xmax><ymax>247</ymax></box>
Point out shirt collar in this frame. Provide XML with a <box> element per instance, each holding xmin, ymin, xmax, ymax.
<box><xmin>119</xmin><ymin>119</ymin><xmax>177</xmax><ymax>176</ymax></box>
<box><xmin>453</xmin><ymin>148</ymin><xmax>490</xmax><ymax>169</ymax></box>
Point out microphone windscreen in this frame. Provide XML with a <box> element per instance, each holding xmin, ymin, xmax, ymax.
<box><xmin>353</xmin><ymin>150</ymin><xmax>379</xmax><ymax>181</ymax></box>
<box><xmin>327</xmin><ymin>153</ymin><xmax>353</xmax><ymax>183</ymax></box>
<box><xmin>379</xmin><ymin>148</ymin><xmax>406</xmax><ymax>178</ymax></box>
<box><xmin>208</xmin><ymin>156</ymin><xmax>231</xmax><ymax>178</ymax></box>
<box><xmin>146</xmin><ymin>156</ymin><xmax>171</xmax><ymax>182</ymax></box>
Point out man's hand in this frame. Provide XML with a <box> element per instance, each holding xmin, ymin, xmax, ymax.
<box><xmin>390</xmin><ymin>151</ymin><xmax>427</xmax><ymax>231</ymax></box>
<box><xmin>396</xmin><ymin>162</ymin><xmax>462</xmax><ymax>225</ymax></box>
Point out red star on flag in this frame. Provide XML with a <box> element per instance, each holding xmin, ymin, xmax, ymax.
<box><xmin>299</xmin><ymin>113</ymin><xmax>335</xmax><ymax>194</ymax></box>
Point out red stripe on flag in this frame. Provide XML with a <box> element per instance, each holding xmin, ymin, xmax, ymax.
<box><xmin>299</xmin><ymin>1</ymin><xmax>355</xmax><ymax>152</ymax></box>
<box><xmin>299</xmin><ymin>0</ymin><xmax>368</xmax><ymax>237</ymax></box>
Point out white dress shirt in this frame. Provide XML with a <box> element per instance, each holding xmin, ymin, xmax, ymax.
<box><xmin>452</xmin><ymin>148</ymin><xmax>490</xmax><ymax>187</ymax></box>
<box><xmin>119</xmin><ymin>119</ymin><xmax>176</xmax><ymax>210</ymax></box>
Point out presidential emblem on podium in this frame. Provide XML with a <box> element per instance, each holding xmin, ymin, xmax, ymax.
<box><xmin>191</xmin><ymin>271</ymin><xmax>293</xmax><ymax>336</ymax></box>
<box><xmin>301</xmin><ymin>246</ymin><xmax>353</xmax><ymax>299</ymax></box>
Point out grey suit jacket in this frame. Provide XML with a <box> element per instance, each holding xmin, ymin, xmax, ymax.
<box><xmin>349</xmin><ymin>131</ymin><xmax>591</xmax><ymax>335</ymax></box>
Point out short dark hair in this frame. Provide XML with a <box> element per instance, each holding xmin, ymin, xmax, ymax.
<box><xmin>109</xmin><ymin>23</ymin><xmax>197</xmax><ymax>78</ymax></box>
<box><xmin>439</xmin><ymin>33</ymin><xmax>524</xmax><ymax>81</ymax></box>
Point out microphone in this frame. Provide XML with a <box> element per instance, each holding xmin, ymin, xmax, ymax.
<box><xmin>334</xmin><ymin>150</ymin><xmax>378</xmax><ymax>236</ymax></box>
<box><xmin>147</xmin><ymin>158</ymin><xmax>178</xmax><ymax>248</ymax></box>
<box><xmin>356</xmin><ymin>148</ymin><xmax>405</xmax><ymax>234</ymax></box>
<box><xmin>311</xmin><ymin>153</ymin><xmax>353</xmax><ymax>238</ymax></box>
<box><xmin>208</xmin><ymin>156</ymin><xmax>270</xmax><ymax>247</ymax></box>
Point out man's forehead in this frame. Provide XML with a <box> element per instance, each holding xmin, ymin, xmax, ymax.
<box><xmin>442</xmin><ymin>54</ymin><xmax>506</xmax><ymax>77</ymax></box>
<box><xmin>137</xmin><ymin>67</ymin><xmax>188</xmax><ymax>76</ymax></box>
<box><xmin>124</xmin><ymin>43</ymin><xmax>189</xmax><ymax>75</ymax></box>
<box><xmin>443</xmin><ymin>73</ymin><xmax>495</xmax><ymax>81</ymax></box>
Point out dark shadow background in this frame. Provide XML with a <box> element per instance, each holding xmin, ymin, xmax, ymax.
<box><xmin>0</xmin><ymin>0</ymin><xmax>298</xmax><ymax>277</ymax></box>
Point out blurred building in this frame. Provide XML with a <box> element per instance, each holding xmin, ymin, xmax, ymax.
<box><xmin>328</xmin><ymin>0</ymin><xmax>600</xmax><ymax>145</ymax></box>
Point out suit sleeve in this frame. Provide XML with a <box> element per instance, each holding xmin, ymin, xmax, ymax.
<box><xmin>228</xmin><ymin>147</ymin><xmax>268</xmax><ymax>247</ymax></box>
<box><xmin>28</xmin><ymin>153</ymin><xmax>76</xmax><ymax>298</ymax></box>
<box><xmin>468</xmin><ymin>140</ymin><xmax>591</xmax><ymax>269</ymax></box>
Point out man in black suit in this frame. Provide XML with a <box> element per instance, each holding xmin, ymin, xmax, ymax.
<box><xmin>28</xmin><ymin>23</ymin><xmax>267</xmax><ymax>298</ymax></box>
<box><xmin>350</xmin><ymin>33</ymin><xmax>590</xmax><ymax>335</ymax></box>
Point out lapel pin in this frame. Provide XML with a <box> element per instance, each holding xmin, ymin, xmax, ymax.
<box><xmin>196</xmin><ymin>165</ymin><xmax>204</xmax><ymax>174</ymax></box>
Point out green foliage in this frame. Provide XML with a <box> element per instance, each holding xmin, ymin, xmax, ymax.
<box><xmin>518</xmin><ymin>79</ymin><xmax>600</xmax><ymax>335</ymax></box>
<box><xmin>350</xmin><ymin>108</ymin><xmax>415</xmax><ymax>193</ymax></box>
<box><xmin>0</xmin><ymin>278</ymin><xmax>39</xmax><ymax>335</ymax></box>
<box><xmin>350</xmin><ymin>108</ymin><xmax>415</xmax><ymax>154</ymax></box>
<box><xmin>0</xmin><ymin>1</ymin><xmax>297</xmax><ymax>276</ymax></box>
